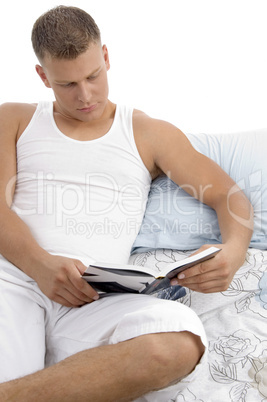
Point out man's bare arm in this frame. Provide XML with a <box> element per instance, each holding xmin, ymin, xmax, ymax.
<box><xmin>0</xmin><ymin>103</ymin><xmax>99</xmax><ymax>306</ymax></box>
<box><xmin>134</xmin><ymin>112</ymin><xmax>253</xmax><ymax>292</ymax></box>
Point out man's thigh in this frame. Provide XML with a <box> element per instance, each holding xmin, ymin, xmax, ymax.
<box><xmin>46</xmin><ymin>293</ymin><xmax>207</xmax><ymax>366</ymax></box>
<box><xmin>0</xmin><ymin>271</ymin><xmax>46</xmax><ymax>382</ymax></box>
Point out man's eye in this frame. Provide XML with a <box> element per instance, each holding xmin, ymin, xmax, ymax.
<box><xmin>64</xmin><ymin>82</ymin><xmax>74</xmax><ymax>87</ymax></box>
<box><xmin>88</xmin><ymin>74</ymin><xmax>98</xmax><ymax>81</ymax></box>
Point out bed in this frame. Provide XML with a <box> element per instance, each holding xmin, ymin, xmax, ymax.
<box><xmin>129</xmin><ymin>129</ymin><xmax>267</xmax><ymax>402</ymax></box>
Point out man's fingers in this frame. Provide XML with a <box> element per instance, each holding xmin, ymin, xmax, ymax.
<box><xmin>68</xmin><ymin>270</ymin><xmax>99</xmax><ymax>302</ymax></box>
<box><xmin>174</xmin><ymin>266</ymin><xmax>231</xmax><ymax>293</ymax></box>
<box><xmin>170</xmin><ymin>262</ymin><xmax>211</xmax><ymax>285</ymax></box>
<box><xmin>55</xmin><ymin>286</ymin><xmax>98</xmax><ymax>307</ymax></box>
<box><xmin>73</xmin><ymin>259</ymin><xmax>88</xmax><ymax>275</ymax></box>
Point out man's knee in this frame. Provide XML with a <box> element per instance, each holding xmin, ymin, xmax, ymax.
<box><xmin>132</xmin><ymin>331</ymin><xmax>205</xmax><ymax>389</ymax></box>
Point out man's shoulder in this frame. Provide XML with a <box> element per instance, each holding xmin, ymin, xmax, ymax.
<box><xmin>0</xmin><ymin>102</ymin><xmax>38</xmax><ymax>140</ymax></box>
<box><xmin>132</xmin><ymin>108</ymin><xmax>162</xmax><ymax>133</ymax></box>
<box><xmin>0</xmin><ymin>102</ymin><xmax>37</xmax><ymax>117</ymax></box>
<box><xmin>132</xmin><ymin>108</ymin><xmax>183</xmax><ymax>137</ymax></box>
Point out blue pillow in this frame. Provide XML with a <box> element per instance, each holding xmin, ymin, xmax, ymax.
<box><xmin>132</xmin><ymin>129</ymin><xmax>267</xmax><ymax>251</ymax></box>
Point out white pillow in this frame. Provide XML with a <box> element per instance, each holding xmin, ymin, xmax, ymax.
<box><xmin>133</xmin><ymin>129</ymin><xmax>267</xmax><ymax>251</ymax></box>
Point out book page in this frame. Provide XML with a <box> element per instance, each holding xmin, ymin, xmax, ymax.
<box><xmin>159</xmin><ymin>247</ymin><xmax>221</xmax><ymax>277</ymax></box>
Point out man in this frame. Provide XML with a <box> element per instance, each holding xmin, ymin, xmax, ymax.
<box><xmin>0</xmin><ymin>6</ymin><xmax>253</xmax><ymax>401</ymax></box>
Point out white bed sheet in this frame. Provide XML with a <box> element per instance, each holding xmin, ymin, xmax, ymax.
<box><xmin>129</xmin><ymin>247</ymin><xmax>267</xmax><ymax>402</ymax></box>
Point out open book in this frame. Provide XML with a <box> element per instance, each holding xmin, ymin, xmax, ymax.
<box><xmin>82</xmin><ymin>246</ymin><xmax>221</xmax><ymax>295</ymax></box>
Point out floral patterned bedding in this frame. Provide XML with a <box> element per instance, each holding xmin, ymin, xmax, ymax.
<box><xmin>129</xmin><ymin>247</ymin><xmax>267</xmax><ymax>402</ymax></box>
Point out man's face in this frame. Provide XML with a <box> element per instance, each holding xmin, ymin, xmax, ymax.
<box><xmin>36</xmin><ymin>43</ymin><xmax>110</xmax><ymax>122</ymax></box>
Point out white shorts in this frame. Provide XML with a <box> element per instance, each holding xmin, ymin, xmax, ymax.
<box><xmin>0</xmin><ymin>266</ymin><xmax>207</xmax><ymax>402</ymax></box>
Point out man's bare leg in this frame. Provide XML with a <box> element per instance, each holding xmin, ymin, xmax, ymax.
<box><xmin>0</xmin><ymin>331</ymin><xmax>205</xmax><ymax>402</ymax></box>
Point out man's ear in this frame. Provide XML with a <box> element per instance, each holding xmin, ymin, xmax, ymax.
<box><xmin>102</xmin><ymin>45</ymin><xmax>110</xmax><ymax>71</ymax></box>
<box><xmin>35</xmin><ymin>65</ymin><xmax>52</xmax><ymax>88</ymax></box>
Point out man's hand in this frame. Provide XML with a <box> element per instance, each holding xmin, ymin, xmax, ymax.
<box><xmin>32</xmin><ymin>255</ymin><xmax>99</xmax><ymax>307</ymax></box>
<box><xmin>170</xmin><ymin>243</ymin><xmax>248</xmax><ymax>293</ymax></box>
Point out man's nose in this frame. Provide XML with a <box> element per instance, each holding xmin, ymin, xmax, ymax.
<box><xmin>77</xmin><ymin>82</ymin><xmax>91</xmax><ymax>103</ymax></box>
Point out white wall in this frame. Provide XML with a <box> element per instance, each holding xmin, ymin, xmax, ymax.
<box><xmin>1</xmin><ymin>0</ymin><xmax>266</xmax><ymax>133</ymax></box>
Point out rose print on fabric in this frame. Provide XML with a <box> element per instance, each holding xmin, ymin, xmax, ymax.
<box><xmin>130</xmin><ymin>248</ymin><xmax>267</xmax><ymax>401</ymax></box>
<box><xmin>209</xmin><ymin>330</ymin><xmax>267</xmax><ymax>400</ymax></box>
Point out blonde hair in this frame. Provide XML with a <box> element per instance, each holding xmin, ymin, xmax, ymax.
<box><xmin>31</xmin><ymin>5</ymin><xmax>101</xmax><ymax>62</ymax></box>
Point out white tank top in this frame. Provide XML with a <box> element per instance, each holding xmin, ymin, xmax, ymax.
<box><xmin>10</xmin><ymin>101</ymin><xmax>151</xmax><ymax>266</ymax></box>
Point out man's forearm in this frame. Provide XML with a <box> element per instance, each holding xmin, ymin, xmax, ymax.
<box><xmin>0</xmin><ymin>205</ymin><xmax>49</xmax><ymax>278</ymax></box>
<box><xmin>216</xmin><ymin>188</ymin><xmax>253</xmax><ymax>251</ymax></box>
